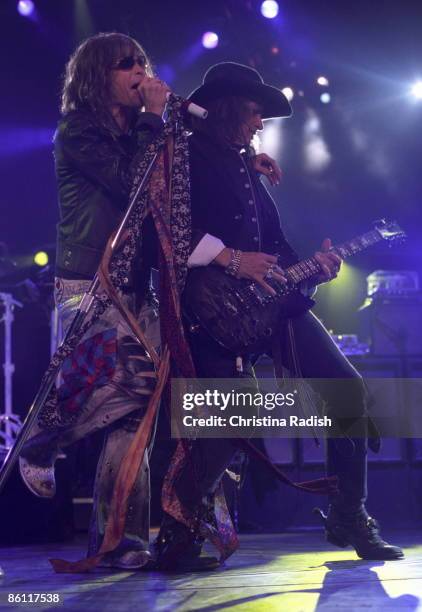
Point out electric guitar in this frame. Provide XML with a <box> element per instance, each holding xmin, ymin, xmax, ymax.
<box><xmin>183</xmin><ymin>219</ymin><xmax>406</xmax><ymax>354</ymax></box>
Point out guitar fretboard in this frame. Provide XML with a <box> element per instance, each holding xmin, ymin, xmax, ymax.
<box><xmin>285</xmin><ymin>229</ymin><xmax>382</xmax><ymax>285</ymax></box>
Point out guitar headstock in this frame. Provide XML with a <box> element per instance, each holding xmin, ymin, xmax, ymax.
<box><xmin>373</xmin><ymin>219</ymin><xmax>407</xmax><ymax>243</ymax></box>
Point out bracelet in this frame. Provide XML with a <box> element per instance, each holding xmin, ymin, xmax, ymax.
<box><xmin>225</xmin><ymin>249</ymin><xmax>242</xmax><ymax>278</ymax></box>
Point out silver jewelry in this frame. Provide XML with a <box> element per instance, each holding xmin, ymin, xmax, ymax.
<box><xmin>225</xmin><ymin>249</ymin><xmax>242</xmax><ymax>278</ymax></box>
<box><xmin>265</xmin><ymin>264</ymin><xmax>275</xmax><ymax>279</ymax></box>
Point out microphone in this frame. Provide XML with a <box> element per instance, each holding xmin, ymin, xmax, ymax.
<box><xmin>166</xmin><ymin>92</ymin><xmax>208</xmax><ymax>119</ymax></box>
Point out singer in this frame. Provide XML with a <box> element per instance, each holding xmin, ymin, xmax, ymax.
<box><xmin>18</xmin><ymin>32</ymin><xmax>171</xmax><ymax>570</ymax></box>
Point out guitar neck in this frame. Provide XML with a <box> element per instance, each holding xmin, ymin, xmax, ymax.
<box><xmin>284</xmin><ymin>229</ymin><xmax>382</xmax><ymax>285</ymax></box>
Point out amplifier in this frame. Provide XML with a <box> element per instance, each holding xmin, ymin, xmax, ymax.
<box><xmin>359</xmin><ymin>294</ymin><xmax>422</xmax><ymax>356</ymax></box>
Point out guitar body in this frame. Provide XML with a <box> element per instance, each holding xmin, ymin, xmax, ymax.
<box><xmin>183</xmin><ymin>266</ymin><xmax>314</xmax><ymax>354</ymax></box>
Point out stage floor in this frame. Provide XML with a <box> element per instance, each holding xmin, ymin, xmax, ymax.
<box><xmin>0</xmin><ymin>531</ymin><xmax>421</xmax><ymax>611</ymax></box>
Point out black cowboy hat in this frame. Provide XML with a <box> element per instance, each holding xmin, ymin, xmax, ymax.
<box><xmin>188</xmin><ymin>61</ymin><xmax>292</xmax><ymax>119</ymax></box>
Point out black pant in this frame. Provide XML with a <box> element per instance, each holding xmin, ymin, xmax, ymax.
<box><xmin>175</xmin><ymin>311</ymin><xmax>368</xmax><ymax>514</ymax></box>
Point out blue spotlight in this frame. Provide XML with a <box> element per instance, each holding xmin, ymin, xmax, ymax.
<box><xmin>261</xmin><ymin>1</ymin><xmax>279</xmax><ymax>19</ymax></box>
<box><xmin>17</xmin><ymin>0</ymin><xmax>34</xmax><ymax>17</ymax></box>
<box><xmin>320</xmin><ymin>92</ymin><xmax>331</xmax><ymax>104</ymax></box>
<box><xmin>202</xmin><ymin>32</ymin><xmax>219</xmax><ymax>49</ymax></box>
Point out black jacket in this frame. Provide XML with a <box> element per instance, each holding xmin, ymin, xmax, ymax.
<box><xmin>54</xmin><ymin>108</ymin><xmax>163</xmax><ymax>279</ymax></box>
<box><xmin>188</xmin><ymin>132</ymin><xmax>299</xmax><ymax>268</ymax></box>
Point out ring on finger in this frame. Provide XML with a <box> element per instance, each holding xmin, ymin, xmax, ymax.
<box><xmin>265</xmin><ymin>264</ymin><xmax>275</xmax><ymax>279</ymax></box>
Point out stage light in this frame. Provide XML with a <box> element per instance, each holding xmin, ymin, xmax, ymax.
<box><xmin>0</xmin><ymin>127</ymin><xmax>54</xmax><ymax>157</ymax></box>
<box><xmin>410</xmin><ymin>81</ymin><xmax>422</xmax><ymax>100</ymax></box>
<box><xmin>303</xmin><ymin>109</ymin><xmax>331</xmax><ymax>172</ymax></box>
<box><xmin>17</xmin><ymin>0</ymin><xmax>34</xmax><ymax>17</ymax></box>
<box><xmin>281</xmin><ymin>87</ymin><xmax>294</xmax><ymax>101</ymax></box>
<box><xmin>33</xmin><ymin>251</ymin><xmax>48</xmax><ymax>266</ymax></box>
<box><xmin>317</xmin><ymin>76</ymin><xmax>329</xmax><ymax>87</ymax></box>
<box><xmin>74</xmin><ymin>0</ymin><xmax>94</xmax><ymax>41</ymax></box>
<box><xmin>320</xmin><ymin>92</ymin><xmax>331</xmax><ymax>104</ymax></box>
<box><xmin>261</xmin><ymin>119</ymin><xmax>283</xmax><ymax>160</ymax></box>
<box><xmin>202</xmin><ymin>32</ymin><xmax>219</xmax><ymax>49</ymax></box>
<box><xmin>316</xmin><ymin>263</ymin><xmax>363</xmax><ymax>330</ymax></box>
<box><xmin>261</xmin><ymin>1</ymin><xmax>279</xmax><ymax>19</ymax></box>
<box><xmin>155</xmin><ymin>64</ymin><xmax>175</xmax><ymax>84</ymax></box>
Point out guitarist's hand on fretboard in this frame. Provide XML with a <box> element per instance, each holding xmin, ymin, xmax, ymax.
<box><xmin>313</xmin><ymin>238</ymin><xmax>342</xmax><ymax>285</ymax></box>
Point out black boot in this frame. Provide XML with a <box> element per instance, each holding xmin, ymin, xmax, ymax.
<box><xmin>154</xmin><ymin>514</ymin><xmax>220</xmax><ymax>571</ymax></box>
<box><xmin>314</xmin><ymin>506</ymin><xmax>404</xmax><ymax>560</ymax></box>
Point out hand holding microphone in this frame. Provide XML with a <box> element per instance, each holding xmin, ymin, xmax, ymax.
<box><xmin>137</xmin><ymin>76</ymin><xmax>170</xmax><ymax>116</ymax></box>
<box><xmin>137</xmin><ymin>77</ymin><xmax>208</xmax><ymax>119</ymax></box>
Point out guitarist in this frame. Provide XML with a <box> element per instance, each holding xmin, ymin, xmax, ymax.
<box><xmin>157</xmin><ymin>62</ymin><xmax>403</xmax><ymax>563</ymax></box>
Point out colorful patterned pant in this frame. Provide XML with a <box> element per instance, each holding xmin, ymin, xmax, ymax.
<box><xmin>22</xmin><ymin>278</ymin><xmax>161</xmax><ymax>559</ymax></box>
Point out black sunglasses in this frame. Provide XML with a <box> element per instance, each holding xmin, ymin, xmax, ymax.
<box><xmin>114</xmin><ymin>54</ymin><xmax>147</xmax><ymax>71</ymax></box>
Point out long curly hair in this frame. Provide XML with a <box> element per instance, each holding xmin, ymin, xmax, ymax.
<box><xmin>61</xmin><ymin>32</ymin><xmax>153</xmax><ymax>127</ymax></box>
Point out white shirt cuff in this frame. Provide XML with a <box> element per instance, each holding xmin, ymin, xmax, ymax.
<box><xmin>187</xmin><ymin>234</ymin><xmax>226</xmax><ymax>268</ymax></box>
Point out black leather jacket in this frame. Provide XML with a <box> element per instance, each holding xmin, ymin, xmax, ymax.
<box><xmin>54</xmin><ymin>108</ymin><xmax>163</xmax><ymax>280</ymax></box>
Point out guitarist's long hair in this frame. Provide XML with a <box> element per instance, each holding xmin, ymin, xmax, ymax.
<box><xmin>190</xmin><ymin>95</ymin><xmax>257</xmax><ymax>152</ymax></box>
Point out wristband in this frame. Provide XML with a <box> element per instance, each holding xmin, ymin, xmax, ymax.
<box><xmin>225</xmin><ymin>249</ymin><xmax>242</xmax><ymax>278</ymax></box>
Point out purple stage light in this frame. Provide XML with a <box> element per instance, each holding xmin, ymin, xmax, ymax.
<box><xmin>202</xmin><ymin>32</ymin><xmax>219</xmax><ymax>50</ymax></box>
<box><xmin>261</xmin><ymin>1</ymin><xmax>279</xmax><ymax>19</ymax></box>
<box><xmin>0</xmin><ymin>127</ymin><xmax>54</xmax><ymax>157</ymax></box>
<box><xmin>155</xmin><ymin>64</ymin><xmax>175</xmax><ymax>84</ymax></box>
<box><xmin>17</xmin><ymin>0</ymin><xmax>34</xmax><ymax>17</ymax></box>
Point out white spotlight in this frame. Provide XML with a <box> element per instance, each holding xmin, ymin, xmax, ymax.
<box><xmin>317</xmin><ymin>76</ymin><xmax>329</xmax><ymax>87</ymax></box>
<box><xmin>411</xmin><ymin>81</ymin><xmax>422</xmax><ymax>100</ymax></box>
<box><xmin>201</xmin><ymin>32</ymin><xmax>219</xmax><ymax>50</ymax></box>
<box><xmin>17</xmin><ymin>0</ymin><xmax>34</xmax><ymax>16</ymax></box>
<box><xmin>320</xmin><ymin>92</ymin><xmax>331</xmax><ymax>104</ymax></box>
<box><xmin>261</xmin><ymin>1</ymin><xmax>279</xmax><ymax>19</ymax></box>
<box><xmin>303</xmin><ymin>109</ymin><xmax>331</xmax><ymax>173</ymax></box>
<box><xmin>281</xmin><ymin>87</ymin><xmax>294</xmax><ymax>101</ymax></box>
<box><xmin>261</xmin><ymin>119</ymin><xmax>282</xmax><ymax>160</ymax></box>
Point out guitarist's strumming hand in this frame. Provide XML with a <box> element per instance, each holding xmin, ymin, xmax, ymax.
<box><xmin>213</xmin><ymin>248</ymin><xmax>287</xmax><ymax>296</ymax></box>
<box><xmin>313</xmin><ymin>238</ymin><xmax>342</xmax><ymax>284</ymax></box>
